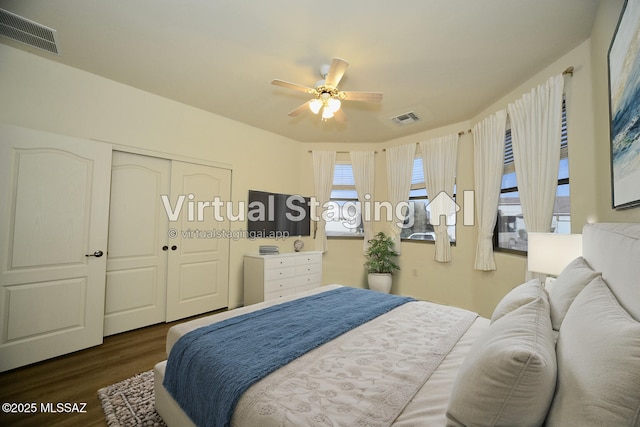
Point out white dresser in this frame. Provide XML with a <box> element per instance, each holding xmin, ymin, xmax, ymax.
<box><xmin>243</xmin><ymin>251</ymin><xmax>323</xmax><ymax>305</ymax></box>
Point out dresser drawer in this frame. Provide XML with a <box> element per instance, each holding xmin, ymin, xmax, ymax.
<box><xmin>264</xmin><ymin>266</ymin><xmax>295</xmax><ymax>281</ymax></box>
<box><xmin>264</xmin><ymin>287</ymin><xmax>297</xmax><ymax>301</ymax></box>
<box><xmin>295</xmin><ymin>262</ymin><xmax>321</xmax><ymax>276</ymax></box>
<box><xmin>295</xmin><ymin>253</ymin><xmax>321</xmax><ymax>266</ymax></box>
<box><xmin>264</xmin><ymin>276</ymin><xmax>299</xmax><ymax>293</ymax></box>
<box><xmin>264</xmin><ymin>256</ymin><xmax>297</xmax><ymax>269</ymax></box>
<box><xmin>295</xmin><ymin>272</ymin><xmax>321</xmax><ymax>287</ymax></box>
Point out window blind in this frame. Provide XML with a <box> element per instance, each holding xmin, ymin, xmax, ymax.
<box><xmin>503</xmin><ymin>98</ymin><xmax>568</xmax><ymax>175</ymax></box>
<box><xmin>331</xmin><ymin>163</ymin><xmax>357</xmax><ymax>199</ymax></box>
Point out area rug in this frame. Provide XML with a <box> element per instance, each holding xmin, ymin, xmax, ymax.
<box><xmin>98</xmin><ymin>370</ymin><xmax>167</xmax><ymax>427</ymax></box>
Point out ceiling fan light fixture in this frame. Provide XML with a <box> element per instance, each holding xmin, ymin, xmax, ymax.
<box><xmin>272</xmin><ymin>57</ymin><xmax>382</xmax><ymax>122</ymax></box>
<box><xmin>309</xmin><ymin>98</ymin><xmax>322</xmax><ymax>114</ymax></box>
<box><xmin>327</xmin><ymin>97</ymin><xmax>341</xmax><ymax>113</ymax></box>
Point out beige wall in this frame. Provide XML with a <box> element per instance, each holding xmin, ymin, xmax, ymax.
<box><xmin>1</xmin><ymin>0</ymin><xmax>638</xmax><ymax>319</ymax></box>
<box><xmin>0</xmin><ymin>44</ymin><xmax>308</xmax><ymax>309</ymax></box>
<box><xmin>301</xmin><ymin>1</ymin><xmax>639</xmax><ymax>317</ymax></box>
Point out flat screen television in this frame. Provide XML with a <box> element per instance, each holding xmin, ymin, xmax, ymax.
<box><xmin>247</xmin><ymin>190</ymin><xmax>311</xmax><ymax>237</ymax></box>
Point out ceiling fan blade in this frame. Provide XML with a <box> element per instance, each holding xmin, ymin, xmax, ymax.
<box><xmin>333</xmin><ymin>108</ymin><xmax>347</xmax><ymax>123</ymax></box>
<box><xmin>288</xmin><ymin>101</ymin><xmax>311</xmax><ymax>117</ymax></box>
<box><xmin>324</xmin><ymin>58</ymin><xmax>349</xmax><ymax>88</ymax></box>
<box><xmin>341</xmin><ymin>91</ymin><xmax>383</xmax><ymax>102</ymax></box>
<box><xmin>271</xmin><ymin>79</ymin><xmax>315</xmax><ymax>94</ymax></box>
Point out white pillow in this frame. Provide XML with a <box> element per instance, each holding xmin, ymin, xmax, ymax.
<box><xmin>490</xmin><ymin>278</ymin><xmax>543</xmax><ymax>323</ymax></box>
<box><xmin>547</xmin><ymin>256</ymin><xmax>600</xmax><ymax>330</ymax></box>
<box><xmin>446</xmin><ymin>295</ymin><xmax>557</xmax><ymax>427</ymax></box>
<box><xmin>545</xmin><ymin>276</ymin><xmax>640</xmax><ymax>426</ymax></box>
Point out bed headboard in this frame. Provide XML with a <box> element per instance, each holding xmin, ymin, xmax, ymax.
<box><xmin>582</xmin><ymin>223</ymin><xmax>640</xmax><ymax>320</ymax></box>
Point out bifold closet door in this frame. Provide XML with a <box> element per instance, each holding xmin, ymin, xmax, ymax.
<box><xmin>104</xmin><ymin>152</ymin><xmax>170</xmax><ymax>336</ymax></box>
<box><xmin>0</xmin><ymin>125</ymin><xmax>112</xmax><ymax>372</ymax></box>
<box><xmin>106</xmin><ymin>155</ymin><xmax>231</xmax><ymax>329</ymax></box>
<box><xmin>165</xmin><ymin>161</ymin><xmax>231</xmax><ymax>321</ymax></box>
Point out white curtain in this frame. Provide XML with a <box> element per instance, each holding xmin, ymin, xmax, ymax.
<box><xmin>350</xmin><ymin>151</ymin><xmax>375</xmax><ymax>254</ymax></box>
<box><xmin>419</xmin><ymin>134</ymin><xmax>459</xmax><ymax>263</ymax></box>
<box><xmin>473</xmin><ymin>109</ymin><xmax>507</xmax><ymax>271</ymax></box>
<box><xmin>385</xmin><ymin>143</ymin><xmax>416</xmax><ymax>254</ymax></box>
<box><xmin>507</xmin><ymin>74</ymin><xmax>564</xmax><ymax>279</ymax></box>
<box><xmin>311</xmin><ymin>150</ymin><xmax>336</xmax><ymax>252</ymax></box>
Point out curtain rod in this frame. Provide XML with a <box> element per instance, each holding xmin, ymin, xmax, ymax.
<box><xmin>307</xmin><ymin>150</ymin><xmax>378</xmax><ymax>153</ymax></box>
<box><xmin>380</xmin><ymin>132</ymin><xmax>468</xmax><ymax>151</ymax></box>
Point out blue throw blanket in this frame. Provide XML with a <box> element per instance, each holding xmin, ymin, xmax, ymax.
<box><xmin>163</xmin><ymin>287</ymin><xmax>414</xmax><ymax>427</ymax></box>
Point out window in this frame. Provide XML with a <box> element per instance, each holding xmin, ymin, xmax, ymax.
<box><xmin>401</xmin><ymin>156</ymin><xmax>456</xmax><ymax>242</ymax></box>
<box><xmin>325</xmin><ymin>162</ymin><xmax>364</xmax><ymax>237</ymax></box>
<box><xmin>495</xmin><ymin>99</ymin><xmax>569</xmax><ymax>253</ymax></box>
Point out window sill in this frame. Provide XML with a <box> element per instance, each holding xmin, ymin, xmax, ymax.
<box><xmin>402</xmin><ymin>238</ymin><xmax>435</xmax><ymax>244</ymax></box>
<box><xmin>494</xmin><ymin>247</ymin><xmax>527</xmax><ymax>256</ymax></box>
<box><xmin>401</xmin><ymin>238</ymin><xmax>457</xmax><ymax>246</ymax></box>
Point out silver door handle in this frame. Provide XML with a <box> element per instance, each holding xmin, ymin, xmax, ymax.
<box><xmin>85</xmin><ymin>250</ymin><xmax>104</xmax><ymax>258</ymax></box>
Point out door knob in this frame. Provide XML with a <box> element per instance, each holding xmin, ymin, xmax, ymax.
<box><xmin>162</xmin><ymin>246</ymin><xmax>169</xmax><ymax>251</ymax></box>
<box><xmin>171</xmin><ymin>245</ymin><xmax>177</xmax><ymax>251</ymax></box>
<box><xmin>85</xmin><ymin>250</ymin><xmax>104</xmax><ymax>258</ymax></box>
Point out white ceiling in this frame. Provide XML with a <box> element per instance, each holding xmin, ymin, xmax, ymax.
<box><xmin>0</xmin><ymin>0</ymin><xmax>599</xmax><ymax>143</ymax></box>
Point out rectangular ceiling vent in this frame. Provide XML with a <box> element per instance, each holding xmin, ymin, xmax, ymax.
<box><xmin>0</xmin><ymin>8</ymin><xmax>60</xmax><ymax>55</ymax></box>
<box><xmin>390</xmin><ymin>111</ymin><xmax>420</xmax><ymax>126</ymax></box>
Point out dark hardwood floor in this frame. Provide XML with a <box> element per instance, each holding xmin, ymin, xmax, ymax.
<box><xmin>0</xmin><ymin>310</ymin><xmax>223</xmax><ymax>427</ymax></box>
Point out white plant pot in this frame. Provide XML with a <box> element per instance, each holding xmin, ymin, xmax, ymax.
<box><xmin>367</xmin><ymin>273</ymin><xmax>392</xmax><ymax>293</ymax></box>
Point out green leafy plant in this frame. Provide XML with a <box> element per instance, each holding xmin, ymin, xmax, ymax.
<box><xmin>364</xmin><ymin>232</ymin><xmax>400</xmax><ymax>274</ymax></box>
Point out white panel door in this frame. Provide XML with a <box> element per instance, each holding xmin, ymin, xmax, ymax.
<box><xmin>0</xmin><ymin>125</ymin><xmax>112</xmax><ymax>372</ymax></box>
<box><xmin>104</xmin><ymin>152</ymin><xmax>170</xmax><ymax>336</ymax></box>
<box><xmin>166</xmin><ymin>161</ymin><xmax>230</xmax><ymax>321</ymax></box>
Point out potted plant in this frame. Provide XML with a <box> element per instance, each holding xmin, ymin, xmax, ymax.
<box><xmin>364</xmin><ymin>232</ymin><xmax>400</xmax><ymax>293</ymax></box>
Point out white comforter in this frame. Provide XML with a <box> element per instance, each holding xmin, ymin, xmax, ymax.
<box><xmin>154</xmin><ymin>286</ymin><xmax>490</xmax><ymax>426</ymax></box>
<box><xmin>232</xmin><ymin>301</ymin><xmax>477</xmax><ymax>427</ymax></box>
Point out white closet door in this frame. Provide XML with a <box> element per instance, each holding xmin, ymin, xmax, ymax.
<box><xmin>0</xmin><ymin>125</ymin><xmax>112</xmax><ymax>372</ymax></box>
<box><xmin>104</xmin><ymin>152</ymin><xmax>170</xmax><ymax>336</ymax></box>
<box><xmin>166</xmin><ymin>161</ymin><xmax>231</xmax><ymax>321</ymax></box>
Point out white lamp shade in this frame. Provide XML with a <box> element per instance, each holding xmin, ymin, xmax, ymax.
<box><xmin>527</xmin><ymin>233</ymin><xmax>582</xmax><ymax>276</ymax></box>
<box><xmin>326</xmin><ymin>97</ymin><xmax>341</xmax><ymax>113</ymax></box>
<box><xmin>309</xmin><ymin>99</ymin><xmax>322</xmax><ymax>114</ymax></box>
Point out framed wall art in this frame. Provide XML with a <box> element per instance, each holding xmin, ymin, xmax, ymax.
<box><xmin>608</xmin><ymin>0</ymin><xmax>640</xmax><ymax>209</ymax></box>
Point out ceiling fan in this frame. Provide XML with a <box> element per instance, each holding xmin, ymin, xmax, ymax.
<box><xmin>271</xmin><ymin>58</ymin><xmax>383</xmax><ymax>122</ymax></box>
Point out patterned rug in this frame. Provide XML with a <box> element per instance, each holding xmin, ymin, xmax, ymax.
<box><xmin>98</xmin><ymin>370</ymin><xmax>167</xmax><ymax>427</ymax></box>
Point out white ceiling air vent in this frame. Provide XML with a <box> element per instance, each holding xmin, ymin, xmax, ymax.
<box><xmin>390</xmin><ymin>111</ymin><xmax>420</xmax><ymax>126</ymax></box>
<box><xmin>0</xmin><ymin>8</ymin><xmax>60</xmax><ymax>55</ymax></box>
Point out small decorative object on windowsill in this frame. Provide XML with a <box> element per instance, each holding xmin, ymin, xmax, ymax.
<box><xmin>364</xmin><ymin>232</ymin><xmax>400</xmax><ymax>293</ymax></box>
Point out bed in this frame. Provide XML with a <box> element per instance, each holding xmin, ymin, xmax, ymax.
<box><xmin>154</xmin><ymin>223</ymin><xmax>640</xmax><ymax>426</ymax></box>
